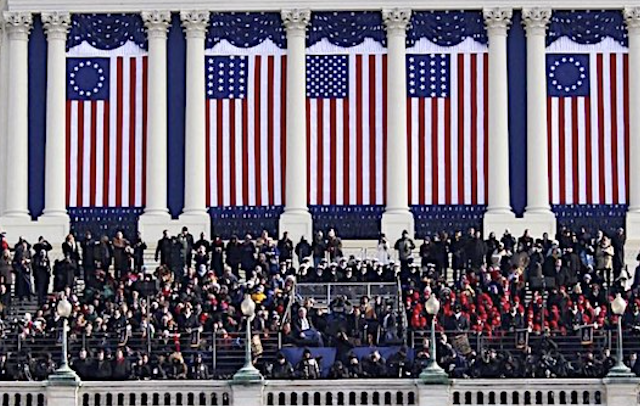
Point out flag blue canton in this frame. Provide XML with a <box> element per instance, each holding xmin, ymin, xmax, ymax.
<box><xmin>206</xmin><ymin>56</ymin><xmax>248</xmax><ymax>99</ymax></box>
<box><xmin>66</xmin><ymin>58</ymin><xmax>110</xmax><ymax>101</ymax></box>
<box><xmin>547</xmin><ymin>54</ymin><xmax>590</xmax><ymax>97</ymax></box>
<box><xmin>306</xmin><ymin>55</ymin><xmax>348</xmax><ymax>99</ymax></box>
<box><xmin>407</xmin><ymin>54</ymin><xmax>450</xmax><ymax>98</ymax></box>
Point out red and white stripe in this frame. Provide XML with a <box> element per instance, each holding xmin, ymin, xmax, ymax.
<box><xmin>547</xmin><ymin>52</ymin><xmax>629</xmax><ymax>205</ymax></box>
<box><xmin>307</xmin><ymin>54</ymin><xmax>387</xmax><ymax>206</ymax></box>
<box><xmin>406</xmin><ymin>52</ymin><xmax>488</xmax><ymax>205</ymax></box>
<box><xmin>206</xmin><ymin>54</ymin><xmax>287</xmax><ymax>207</ymax></box>
<box><xmin>66</xmin><ymin>55</ymin><xmax>148</xmax><ymax>207</ymax></box>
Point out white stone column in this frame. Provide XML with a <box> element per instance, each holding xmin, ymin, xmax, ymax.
<box><xmin>45</xmin><ymin>383</ymin><xmax>79</xmax><ymax>406</ymax></box>
<box><xmin>0</xmin><ymin>26</ymin><xmax>8</xmax><ymax>218</ymax></box>
<box><xmin>624</xmin><ymin>8</ymin><xmax>640</xmax><ymax>240</ymax></box>
<box><xmin>381</xmin><ymin>8</ymin><xmax>414</xmax><ymax>241</ymax></box>
<box><xmin>2</xmin><ymin>12</ymin><xmax>31</xmax><ymax>220</ymax></box>
<box><xmin>602</xmin><ymin>378</ymin><xmax>640</xmax><ymax>406</ymax></box>
<box><xmin>278</xmin><ymin>9</ymin><xmax>313</xmax><ymax>243</ymax></box>
<box><xmin>41</xmin><ymin>12</ymin><xmax>71</xmax><ymax>224</ymax></box>
<box><xmin>482</xmin><ymin>8</ymin><xmax>516</xmax><ymax>235</ymax></box>
<box><xmin>139</xmin><ymin>11</ymin><xmax>173</xmax><ymax>239</ymax></box>
<box><xmin>178</xmin><ymin>10</ymin><xmax>210</xmax><ymax>237</ymax></box>
<box><xmin>522</xmin><ymin>7</ymin><xmax>556</xmax><ymax>236</ymax></box>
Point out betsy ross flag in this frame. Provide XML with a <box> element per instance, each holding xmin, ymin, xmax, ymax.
<box><xmin>206</xmin><ymin>55</ymin><xmax>287</xmax><ymax>207</ymax></box>
<box><xmin>306</xmin><ymin>54</ymin><xmax>387</xmax><ymax>206</ymax></box>
<box><xmin>66</xmin><ymin>56</ymin><xmax>148</xmax><ymax>207</ymax></box>
<box><xmin>406</xmin><ymin>53</ymin><xmax>488</xmax><ymax>205</ymax></box>
<box><xmin>546</xmin><ymin>53</ymin><xmax>629</xmax><ymax>205</ymax></box>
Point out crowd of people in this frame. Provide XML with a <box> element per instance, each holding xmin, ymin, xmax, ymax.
<box><xmin>0</xmin><ymin>224</ymin><xmax>638</xmax><ymax>380</ymax></box>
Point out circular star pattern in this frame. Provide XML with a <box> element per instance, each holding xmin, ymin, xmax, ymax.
<box><xmin>548</xmin><ymin>56</ymin><xmax>587</xmax><ymax>94</ymax></box>
<box><xmin>69</xmin><ymin>61</ymin><xmax>105</xmax><ymax>98</ymax></box>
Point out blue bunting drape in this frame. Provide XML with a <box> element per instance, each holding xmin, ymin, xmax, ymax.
<box><xmin>67</xmin><ymin>14</ymin><xmax>147</xmax><ymax>51</ymax></box>
<box><xmin>307</xmin><ymin>11</ymin><xmax>386</xmax><ymax>48</ymax></box>
<box><xmin>407</xmin><ymin>11</ymin><xmax>487</xmax><ymax>47</ymax></box>
<box><xmin>206</xmin><ymin>12</ymin><xmax>286</xmax><ymax>49</ymax></box>
<box><xmin>547</xmin><ymin>10</ymin><xmax>627</xmax><ymax>47</ymax></box>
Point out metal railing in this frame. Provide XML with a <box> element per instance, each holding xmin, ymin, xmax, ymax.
<box><xmin>1</xmin><ymin>329</ymin><xmax>280</xmax><ymax>380</ymax></box>
<box><xmin>409</xmin><ymin>328</ymin><xmax>640</xmax><ymax>361</ymax></box>
<box><xmin>295</xmin><ymin>282</ymin><xmax>398</xmax><ymax>308</ymax></box>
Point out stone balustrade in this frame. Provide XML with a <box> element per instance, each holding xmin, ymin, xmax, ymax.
<box><xmin>0</xmin><ymin>378</ymin><xmax>636</xmax><ymax>406</ymax></box>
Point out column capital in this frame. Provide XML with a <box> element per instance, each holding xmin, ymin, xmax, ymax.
<box><xmin>3</xmin><ymin>12</ymin><xmax>32</xmax><ymax>39</ymax></box>
<box><xmin>142</xmin><ymin>11</ymin><xmax>171</xmax><ymax>39</ymax></box>
<box><xmin>180</xmin><ymin>10</ymin><xmax>209</xmax><ymax>39</ymax></box>
<box><xmin>483</xmin><ymin>7</ymin><xmax>512</xmax><ymax>33</ymax></box>
<box><xmin>522</xmin><ymin>7</ymin><xmax>551</xmax><ymax>33</ymax></box>
<box><xmin>42</xmin><ymin>12</ymin><xmax>71</xmax><ymax>40</ymax></box>
<box><xmin>281</xmin><ymin>9</ymin><xmax>311</xmax><ymax>33</ymax></box>
<box><xmin>624</xmin><ymin>7</ymin><xmax>640</xmax><ymax>32</ymax></box>
<box><xmin>382</xmin><ymin>8</ymin><xmax>411</xmax><ymax>34</ymax></box>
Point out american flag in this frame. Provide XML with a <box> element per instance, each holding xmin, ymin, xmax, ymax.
<box><xmin>205</xmin><ymin>55</ymin><xmax>286</xmax><ymax>207</ymax></box>
<box><xmin>406</xmin><ymin>53</ymin><xmax>488</xmax><ymax>205</ymax></box>
<box><xmin>306</xmin><ymin>54</ymin><xmax>387</xmax><ymax>206</ymax></box>
<box><xmin>66</xmin><ymin>56</ymin><xmax>148</xmax><ymax>207</ymax></box>
<box><xmin>546</xmin><ymin>53</ymin><xmax>629</xmax><ymax>205</ymax></box>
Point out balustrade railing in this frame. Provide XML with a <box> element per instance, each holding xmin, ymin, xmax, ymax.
<box><xmin>79</xmin><ymin>381</ymin><xmax>232</xmax><ymax>406</ymax></box>
<box><xmin>0</xmin><ymin>378</ymin><xmax>626</xmax><ymax>406</ymax></box>
<box><xmin>450</xmin><ymin>379</ymin><xmax>605</xmax><ymax>406</ymax></box>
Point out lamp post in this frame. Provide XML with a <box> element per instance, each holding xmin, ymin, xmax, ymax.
<box><xmin>419</xmin><ymin>294</ymin><xmax>449</xmax><ymax>384</ymax></box>
<box><xmin>48</xmin><ymin>297</ymin><xmax>80</xmax><ymax>384</ymax></box>
<box><xmin>232</xmin><ymin>293</ymin><xmax>263</xmax><ymax>382</ymax></box>
<box><xmin>607</xmin><ymin>293</ymin><xmax>636</xmax><ymax>377</ymax></box>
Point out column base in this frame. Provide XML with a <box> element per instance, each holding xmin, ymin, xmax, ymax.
<box><xmin>626</xmin><ymin>211</ymin><xmax>640</xmax><ymax>240</ymax></box>
<box><xmin>602</xmin><ymin>377</ymin><xmax>640</xmax><ymax>406</ymax></box>
<box><xmin>138</xmin><ymin>211</ymin><xmax>175</xmax><ymax>240</ymax></box>
<box><xmin>381</xmin><ymin>209</ymin><xmax>414</xmax><ymax>240</ymax></box>
<box><xmin>46</xmin><ymin>378</ymin><xmax>80</xmax><ymax>406</ymax></box>
<box><xmin>483</xmin><ymin>211</ymin><xmax>516</xmax><ymax>236</ymax></box>
<box><xmin>279</xmin><ymin>209</ymin><xmax>312</xmax><ymax>243</ymax></box>
<box><xmin>417</xmin><ymin>382</ymin><xmax>450</xmax><ymax>406</ymax></box>
<box><xmin>177</xmin><ymin>211</ymin><xmax>211</xmax><ymax>239</ymax></box>
<box><xmin>0</xmin><ymin>215</ymin><xmax>70</xmax><ymax>245</ymax></box>
<box><xmin>522</xmin><ymin>210</ymin><xmax>557</xmax><ymax>237</ymax></box>
<box><xmin>230</xmin><ymin>378</ymin><xmax>264</xmax><ymax>406</ymax></box>
<box><xmin>484</xmin><ymin>211</ymin><xmax>556</xmax><ymax>238</ymax></box>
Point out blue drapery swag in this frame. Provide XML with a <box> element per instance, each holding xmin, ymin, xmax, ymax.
<box><xmin>547</xmin><ymin>10</ymin><xmax>627</xmax><ymax>46</ymax></box>
<box><xmin>206</xmin><ymin>12</ymin><xmax>286</xmax><ymax>49</ymax></box>
<box><xmin>67</xmin><ymin>14</ymin><xmax>147</xmax><ymax>51</ymax></box>
<box><xmin>307</xmin><ymin>11</ymin><xmax>386</xmax><ymax>47</ymax></box>
<box><xmin>407</xmin><ymin>11</ymin><xmax>487</xmax><ymax>47</ymax></box>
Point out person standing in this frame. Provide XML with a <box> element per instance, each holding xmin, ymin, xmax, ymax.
<box><xmin>611</xmin><ymin>227</ymin><xmax>626</xmax><ymax>281</ymax></box>
<box><xmin>327</xmin><ymin>229</ymin><xmax>343</xmax><ymax>262</ymax></box>
<box><xmin>96</xmin><ymin>236</ymin><xmax>113</xmax><ymax>272</ymax></box>
<box><xmin>0</xmin><ymin>251</ymin><xmax>12</xmax><ymax>304</ymax></box>
<box><xmin>62</xmin><ymin>234</ymin><xmax>80</xmax><ymax>267</ymax></box>
<box><xmin>278</xmin><ymin>232</ymin><xmax>294</xmax><ymax>263</ymax></box>
<box><xmin>13</xmin><ymin>239</ymin><xmax>33</xmax><ymax>302</ymax></box>
<box><xmin>112</xmin><ymin>231</ymin><xmax>131</xmax><ymax>280</ymax></box>
<box><xmin>295</xmin><ymin>236</ymin><xmax>312</xmax><ymax>264</ymax></box>
<box><xmin>81</xmin><ymin>231</ymin><xmax>97</xmax><ymax>283</ymax></box>
<box><xmin>225</xmin><ymin>235</ymin><xmax>242</xmax><ymax>276</ymax></box>
<box><xmin>376</xmin><ymin>234</ymin><xmax>391</xmax><ymax>265</ymax></box>
<box><xmin>155</xmin><ymin>230</ymin><xmax>173</xmax><ymax>266</ymax></box>
<box><xmin>132</xmin><ymin>232</ymin><xmax>147</xmax><ymax>273</ymax></box>
<box><xmin>210</xmin><ymin>234</ymin><xmax>225</xmax><ymax>276</ymax></box>
<box><xmin>32</xmin><ymin>237</ymin><xmax>52</xmax><ymax>306</ymax></box>
<box><xmin>312</xmin><ymin>231</ymin><xmax>327</xmax><ymax>268</ymax></box>
<box><xmin>394</xmin><ymin>230</ymin><xmax>415</xmax><ymax>275</ymax></box>
<box><xmin>177</xmin><ymin>227</ymin><xmax>195</xmax><ymax>268</ymax></box>
<box><xmin>240</xmin><ymin>234</ymin><xmax>257</xmax><ymax>272</ymax></box>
